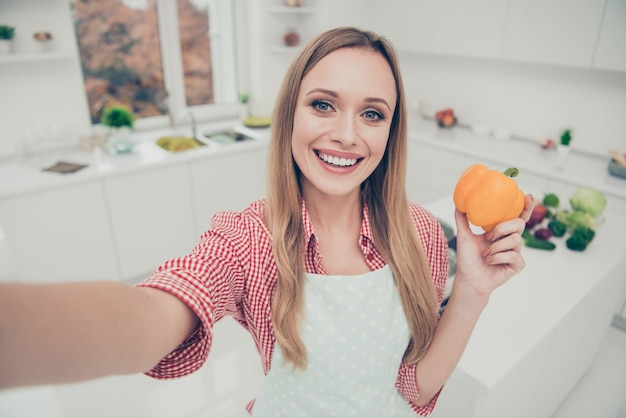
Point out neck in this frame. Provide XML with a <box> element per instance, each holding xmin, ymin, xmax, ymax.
<box><xmin>302</xmin><ymin>189</ymin><xmax>363</xmax><ymax>234</ymax></box>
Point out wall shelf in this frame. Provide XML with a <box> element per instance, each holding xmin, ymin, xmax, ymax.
<box><xmin>268</xmin><ymin>45</ymin><xmax>301</xmax><ymax>53</ymax></box>
<box><xmin>268</xmin><ymin>6</ymin><xmax>315</xmax><ymax>14</ymax></box>
<box><xmin>267</xmin><ymin>4</ymin><xmax>315</xmax><ymax>52</ymax></box>
<box><xmin>0</xmin><ymin>52</ymin><xmax>69</xmax><ymax>64</ymax></box>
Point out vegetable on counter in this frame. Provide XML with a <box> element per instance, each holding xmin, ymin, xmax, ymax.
<box><xmin>569</xmin><ymin>187</ymin><xmax>607</xmax><ymax>217</ymax></box>
<box><xmin>522</xmin><ymin>229</ymin><xmax>556</xmax><ymax>250</ymax></box>
<box><xmin>547</xmin><ymin>220</ymin><xmax>567</xmax><ymax>238</ymax></box>
<box><xmin>542</xmin><ymin>193</ymin><xmax>560</xmax><ymax>208</ymax></box>
<box><xmin>435</xmin><ymin>108</ymin><xmax>457</xmax><ymax>128</ymax></box>
<box><xmin>566</xmin><ymin>228</ymin><xmax>596</xmax><ymax>251</ymax></box>
<box><xmin>526</xmin><ymin>204</ymin><xmax>547</xmax><ymax>229</ymax></box>
<box><xmin>524</xmin><ymin>187</ymin><xmax>607</xmax><ymax>252</ymax></box>
<box><xmin>453</xmin><ymin>164</ymin><xmax>525</xmax><ymax>232</ymax></box>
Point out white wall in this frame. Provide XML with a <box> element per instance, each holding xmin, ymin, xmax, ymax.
<box><xmin>1</xmin><ymin>0</ymin><xmax>625</xmax><ymax>159</ymax></box>
<box><xmin>399</xmin><ymin>52</ymin><xmax>626</xmax><ymax>157</ymax></box>
<box><xmin>249</xmin><ymin>0</ymin><xmax>626</xmax><ymax>158</ymax></box>
<box><xmin>0</xmin><ymin>0</ymin><xmax>91</xmax><ymax>159</ymax></box>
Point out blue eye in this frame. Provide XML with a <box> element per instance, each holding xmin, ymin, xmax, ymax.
<box><xmin>363</xmin><ymin>109</ymin><xmax>384</xmax><ymax>121</ymax></box>
<box><xmin>311</xmin><ymin>99</ymin><xmax>333</xmax><ymax>112</ymax></box>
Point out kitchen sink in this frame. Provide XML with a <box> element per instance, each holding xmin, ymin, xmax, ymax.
<box><xmin>155</xmin><ymin>135</ymin><xmax>208</xmax><ymax>152</ymax></box>
<box><xmin>154</xmin><ymin>127</ymin><xmax>257</xmax><ymax>153</ymax></box>
<box><xmin>202</xmin><ymin>129</ymin><xmax>255</xmax><ymax>145</ymax></box>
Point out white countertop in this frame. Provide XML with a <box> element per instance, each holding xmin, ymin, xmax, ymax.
<box><xmin>409</xmin><ymin>120</ymin><xmax>626</xmax><ymax>200</ymax></box>
<box><xmin>426</xmin><ymin>196</ymin><xmax>626</xmax><ymax>392</ymax></box>
<box><xmin>0</xmin><ymin>120</ymin><xmax>270</xmax><ymax>199</ymax></box>
<box><xmin>2</xmin><ymin>117</ymin><xmax>624</xmax><ymax>202</ymax></box>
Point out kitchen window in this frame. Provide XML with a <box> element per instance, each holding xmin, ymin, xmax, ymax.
<box><xmin>70</xmin><ymin>0</ymin><xmax>239</xmax><ymax>128</ymax></box>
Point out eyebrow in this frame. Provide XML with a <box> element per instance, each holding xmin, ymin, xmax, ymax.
<box><xmin>305</xmin><ymin>88</ymin><xmax>392</xmax><ymax>112</ymax></box>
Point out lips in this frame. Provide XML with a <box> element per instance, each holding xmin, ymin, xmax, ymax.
<box><xmin>316</xmin><ymin>151</ymin><xmax>360</xmax><ymax>167</ymax></box>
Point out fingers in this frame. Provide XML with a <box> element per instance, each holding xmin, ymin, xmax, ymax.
<box><xmin>454</xmin><ymin>209</ymin><xmax>471</xmax><ymax>236</ymax></box>
<box><xmin>519</xmin><ymin>194</ymin><xmax>535</xmax><ymax>224</ymax></box>
<box><xmin>490</xmin><ymin>194</ymin><xmax>533</xmax><ymax>239</ymax></box>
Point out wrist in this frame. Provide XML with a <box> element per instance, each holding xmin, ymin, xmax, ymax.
<box><xmin>447</xmin><ymin>279</ymin><xmax>490</xmax><ymax>314</ymax></box>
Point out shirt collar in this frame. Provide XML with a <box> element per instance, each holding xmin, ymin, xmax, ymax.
<box><xmin>301</xmin><ymin>199</ymin><xmax>375</xmax><ymax>251</ymax></box>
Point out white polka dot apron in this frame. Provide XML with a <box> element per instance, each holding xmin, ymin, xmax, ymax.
<box><xmin>252</xmin><ymin>265</ymin><xmax>417</xmax><ymax>417</ymax></box>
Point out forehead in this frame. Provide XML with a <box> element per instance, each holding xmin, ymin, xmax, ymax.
<box><xmin>300</xmin><ymin>47</ymin><xmax>397</xmax><ymax>102</ymax></box>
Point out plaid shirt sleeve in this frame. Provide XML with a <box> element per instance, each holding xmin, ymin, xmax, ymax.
<box><xmin>135</xmin><ymin>201</ymin><xmax>273</xmax><ymax>379</ymax></box>
<box><xmin>396</xmin><ymin>202</ymin><xmax>449</xmax><ymax>416</ymax></box>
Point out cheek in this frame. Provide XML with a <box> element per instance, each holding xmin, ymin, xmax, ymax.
<box><xmin>366</xmin><ymin>131</ymin><xmax>390</xmax><ymax>159</ymax></box>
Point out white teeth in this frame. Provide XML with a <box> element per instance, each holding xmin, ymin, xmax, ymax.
<box><xmin>318</xmin><ymin>152</ymin><xmax>358</xmax><ymax>167</ymax></box>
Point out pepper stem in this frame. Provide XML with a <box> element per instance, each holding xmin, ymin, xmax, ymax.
<box><xmin>503</xmin><ymin>167</ymin><xmax>519</xmax><ymax>178</ymax></box>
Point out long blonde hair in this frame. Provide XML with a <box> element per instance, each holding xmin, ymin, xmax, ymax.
<box><xmin>265</xmin><ymin>27</ymin><xmax>438</xmax><ymax>369</ymax></box>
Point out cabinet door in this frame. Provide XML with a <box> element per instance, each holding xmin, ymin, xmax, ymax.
<box><xmin>190</xmin><ymin>148</ymin><xmax>266</xmax><ymax>236</ymax></box>
<box><xmin>428</xmin><ymin>0</ymin><xmax>509</xmax><ymax>59</ymax></box>
<box><xmin>501</xmin><ymin>0</ymin><xmax>605</xmax><ymax>67</ymax></box>
<box><xmin>0</xmin><ymin>182</ymin><xmax>119</xmax><ymax>283</ymax></box>
<box><xmin>366</xmin><ymin>0</ymin><xmax>436</xmax><ymax>53</ymax></box>
<box><xmin>366</xmin><ymin>0</ymin><xmax>507</xmax><ymax>59</ymax></box>
<box><xmin>407</xmin><ymin>142</ymin><xmax>467</xmax><ymax>205</ymax></box>
<box><xmin>103</xmin><ymin>165</ymin><xmax>196</xmax><ymax>280</ymax></box>
<box><xmin>593</xmin><ymin>0</ymin><xmax>626</xmax><ymax>72</ymax></box>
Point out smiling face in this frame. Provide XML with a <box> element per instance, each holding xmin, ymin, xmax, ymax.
<box><xmin>291</xmin><ymin>47</ymin><xmax>397</xmax><ymax>201</ymax></box>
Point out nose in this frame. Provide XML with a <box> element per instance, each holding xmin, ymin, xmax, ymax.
<box><xmin>329</xmin><ymin>113</ymin><xmax>357</xmax><ymax>146</ymax></box>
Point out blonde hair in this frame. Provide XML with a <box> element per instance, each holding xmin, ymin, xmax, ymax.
<box><xmin>265</xmin><ymin>27</ymin><xmax>438</xmax><ymax>369</ymax></box>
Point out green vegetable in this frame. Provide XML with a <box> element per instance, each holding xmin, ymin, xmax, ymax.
<box><xmin>542</xmin><ymin>193</ymin><xmax>560</xmax><ymax>208</ymax></box>
<box><xmin>557</xmin><ymin>210</ymin><xmax>597</xmax><ymax>230</ymax></box>
<box><xmin>547</xmin><ymin>220</ymin><xmax>567</xmax><ymax>237</ymax></box>
<box><xmin>569</xmin><ymin>187</ymin><xmax>607</xmax><ymax>217</ymax></box>
<box><xmin>524</xmin><ymin>234</ymin><xmax>556</xmax><ymax>250</ymax></box>
<box><xmin>565</xmin><ymin>227</ymin><xmax>596</xmax><ymax>251</ymax></box>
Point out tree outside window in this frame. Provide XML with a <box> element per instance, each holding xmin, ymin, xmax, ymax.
<box><xmin>70</xmin><ymin>0</ymin><xmax>229</xmax><ymax>125</ymax></box>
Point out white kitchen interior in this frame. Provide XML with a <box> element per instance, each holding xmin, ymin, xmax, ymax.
<box><xmin>1</xmin><ymin>0</ymin><xmax>626</xmax><ymax>417</ymax></box>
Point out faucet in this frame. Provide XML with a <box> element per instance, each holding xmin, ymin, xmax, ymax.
<box><xmin>181</xmin><ymin>109</ymin><xmax>197</xmax><ymax>139</ymax></box>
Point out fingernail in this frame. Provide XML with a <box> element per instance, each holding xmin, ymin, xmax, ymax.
<box><xmin>485</xmin><ymin>232</ymin><xmax>494</xmax><ymax>241</ymax></box>
<box><xmin>482</xmin><ymin>247</ymin><xmax>491</xmax><ymax>257</ymax></box>
<box><xmin>529</xmin><ymin>194</ymin><xmax>535</xmax><ymax>202</ymax></box>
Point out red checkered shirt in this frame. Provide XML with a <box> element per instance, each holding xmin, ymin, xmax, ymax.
<box><xmin>137</xmin><ymin>199</ymin><xmax>448</xmax><ymax>416</ymax></box>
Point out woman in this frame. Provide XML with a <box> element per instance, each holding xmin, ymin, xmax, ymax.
<box><xmin>0</xmin><ymin>27</ymin><xmax>532</xmax><ymax>417</ymax></box>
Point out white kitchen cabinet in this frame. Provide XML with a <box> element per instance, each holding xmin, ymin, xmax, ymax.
<box><xmin>367</xmin><ymin>0</ymin><xmax>507</xmax><ymax>60</ymax></box>
<box><xmin>501</xmin><ymin>0</ymin><xmax>605</xmax><ymax>68</ymax></box>
<box><xmin>190</xmin><ymin>147</ymin><xmax>267</xmax><ymax>237</ymax></box>
<box><xmin>426</xmin><ymin>0</ymin><xmax>509</xmax><ymax>59</ymax></box>
<box><xmin>365</xmin><ymin>0</ymin><xmax>436</xmax><ymax>54</ymax></box>
<box><xmin>0</xmin><ymin>182</ymin><xmax>119</xmax><ymax>283</ymax></box>
<box><xmin>593</xmin><ymin>0</ymin><xmax>626</xmax><ymax>72</ymax></box>
<box><xmin>428</xmin><ymin>197</ymin><xmax>626</xmax><ymax>418</ymax></box>
<box><xmin>407</xmin><ymin>140</ymin><xmax>467</xmax><ymax>205</ymax></box>
<box><xmin>103</xmin><ymin>165</ymin><xmax>197</xmax><ymax>280</ymax></box>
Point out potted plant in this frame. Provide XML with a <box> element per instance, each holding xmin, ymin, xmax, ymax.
<box><xmin>33</xmin><ymin>31</ymin><xmax>53</xmax><ymax>52</ymax></box>
<box><xmin>238</xmin><ymin>92</ymin><xmax>250</xmax><ymax>120</ymax></box>
<box><xmin>560</xmin><ymin>128</ymin><xmax>572</xmax><ymax>147</ymax></box>
<box><xmin>100</xmin><ymin>105</ymin><xmax>136</xmax><ymax>153</ymax></box>
<box><xmin>555</xmin><ymin>128</ymin><xmax>573</xmax><ymax>170</ymax></box>
<box><xmin>0</xmin><ymin>25</ymin><xmax>15</xmax><ymax>54</ymax></box>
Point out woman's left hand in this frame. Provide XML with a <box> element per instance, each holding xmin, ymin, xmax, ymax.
<box><xmin>453</xmin><ymin>194</ymin><xmax>534</xmax><ymax>297</ymax></box>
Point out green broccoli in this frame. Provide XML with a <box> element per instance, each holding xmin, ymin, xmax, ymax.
<box><xmin>565</xmin><ymin>227</ymin><xmax>596</xmax><ymax>251</ymax></box>
<box><xmin>547</xmin><ymin>220</ymin><xmax>567</xmax><ymax>237</ymax></box>
<box><xmin>542</xmin><ymin>193</ymin><xmax>560</xmax><ymax>208</ymax></box>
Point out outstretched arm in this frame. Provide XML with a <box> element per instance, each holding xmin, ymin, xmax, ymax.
<box><xmin>0</xmin><ymin>280</ymin><xmax>199</xmax><ymax>389</ymax></box>
<box><xmin>414</xmin><ymin>194</ymin><xmax>534</xmax><ymax>406</ymax></box>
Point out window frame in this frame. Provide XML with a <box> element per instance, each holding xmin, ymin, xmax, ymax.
<box><xmin>104</xmin><ymin>0</ymin><xmax>241</xmax><ymax>132</ymax></box>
